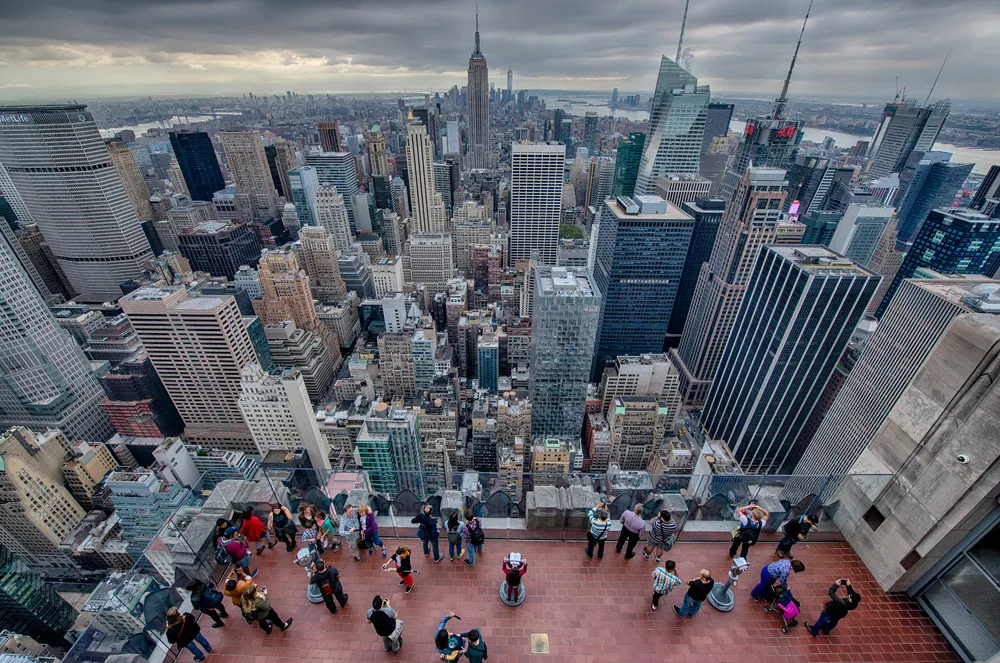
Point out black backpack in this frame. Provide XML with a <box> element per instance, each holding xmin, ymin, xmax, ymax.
<box><xmin>370</xmin><ymin>609</ymin><xmax>396</xmax><ymax>637</ymax></box>
<box><xmin>469</xmin><ymin>520</ymin><xmax>485</xmax><ymax>546</ymax></box>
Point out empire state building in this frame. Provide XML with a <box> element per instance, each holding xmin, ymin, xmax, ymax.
<box><xmin>467</xmin><ymin>10</ymin><xmax>489</xmax><ymax>170</ymax></box>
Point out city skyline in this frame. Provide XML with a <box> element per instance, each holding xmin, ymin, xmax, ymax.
<box><xmin>1</xmin><ymin>0</ymin><xmax>998</xmax><ymax>101</ymax></box>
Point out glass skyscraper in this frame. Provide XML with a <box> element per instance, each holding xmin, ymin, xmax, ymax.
<box><xmin>305</xmin><ymin>152</ymin><xmax>359</xmax><ymax>231</ymax></box>
<box><xmin>895</xmin><ymin>158</ymin><xmax>974</xmax><ymax>247</ymax></box>
<box><xmin>610</xmin><ymin>133</ymin><xmax>645</xmax><ymax>199</ymax></box>
<box><xmin>669</xmin><ymin>197</ymin><xmax>726</xmax><ymax>342</ymax></box>
<box><xmin>0</xmin><ymin>544</ymin><xmax>78</xmax><ymax>646</ymax></box>
<box><xmin>169</xmin><ymin>130</ymin><xmax>225</xmax><ymax>202</ymax></box>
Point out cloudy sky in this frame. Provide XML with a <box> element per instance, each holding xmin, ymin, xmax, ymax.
<box><xmin>1</xmin><ymin>0</ymin><xmax>998</xmax><ymax>101</ymax></box>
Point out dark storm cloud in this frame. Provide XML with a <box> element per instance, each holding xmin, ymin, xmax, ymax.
<box><xmin>0</xmin><ymin>0</ymin><xmax>998</xmax><ymax>98</ymax></box>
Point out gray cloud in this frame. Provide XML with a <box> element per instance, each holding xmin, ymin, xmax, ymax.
<box><xmin>0</xmin><ymin>0</ymin><xmax>997</xmax><ymax>100</ymax></box>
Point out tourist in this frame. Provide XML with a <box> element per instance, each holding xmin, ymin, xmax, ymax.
<box><xmin>239</xmin><ymin>507</ymin><xmax>271</xmax><ymax>555</ymax></box>
<box><xmin>585</xmin><ymin>501</ymin><xmax>612</xmax><ymax>559</ymax></box>
<box><xmin>751</xmin><ymin>558</ymin><xmax>806</xmax><ymax>601</ymax></box>
<box><xmin>643</xmin><ymin>510</ymin><xmax>678</xmax><ymax>563</ymax></box>
<box><xmin>212</xmin><ymin>518</ymin><xmax>230</xmax><ymax>549</ymax></box>
<box><xmin>165</xmin><ymin>607</ymin><xmax>212</xmax><ymax>661</ymax></box>
<box><xmin>267</xmin><ymin>502</ymin><xmax>297</xmax><ymax>552</ymax></box>
<box><xmin>462</xmin><ymin>511</ymin><xmax>485</xmax><ymax>567</ymax></box>
<box><xmin>359</xmin><ymin>504</ymin><xmax>386</xmax><ymax>558</ymax></box>
<box><xmin>219</xmin><ymin>527</ymin><xmax>257</xmax><ymax>576</ymax></box>
<box><xmin>310</xmin><ymin>559</ymin><xmax>349</xmax><ymax>614</ymax></box>
<box><xmin>461</xmin><ymin>629</ymin><xmax>487</xmax><ymax>663</ymax></box>
<box><xmin>317</xmin><ymin>508</ymin><xmax>341</xmax><ymax>553</ymax></box>
<box><xmin>650</xmin><ymin>560</ymin><xmax>681</xmax><ymax>611</ymax></box>
<box><xmin>673</xmin><ymin>569</ymin><xmax>715</xmax><ymax>619</ymax></box>
<box><xmin>502</xmin><ymin>555</ymin><xmax>528</xmax><ymax>603</ymax></box>
<box><xmin>367</xmin><ymin>595</ymin><xmax>404</xmax><ymax>653</ymax></box>
<box><xmin>616</xmin><ymin>503</ymin><xmax>645</xmax><ymax>559</ymax></box>
<box><xmin>777</xmin><ymin>514</ymin><xmax>818</xmax><ymax>559</ymax></box>
<box><xmin>446</xmin><ymin>511</ymin><xmax>466</xmax><ymax>561</ymax></box>
<box><xmin>807</xmin><ymin>578</ymin><xmax>861</xmax><ymax>636</ymax></box>
<box><xmin>298</xmin><ymin>503</ymin><xmax>318</xmax><ymax>530</ymax></box>
<box><xmin>301</xmin><ymin>516</ymin><xmax>324</xmax><ymax>556</ymax></box>
<box><xmin>222</xmin><ymin>569</ymin><xmax>253</xmax><ymax>609</ymax></box>
<box><xmin>240</xmin><ymin>584</ymin><xmax>293</xmax><ymax>634</ymax></box>
<box><xmin>411</xmin><ymin>504</ymin><xmax>443</xmax><ymax>562</ymax></box>
<box><xmin>338</xmin><ymin>504</ymin><xmax>364</xmax><ymax>562</ymax></box>
<box><xmin>187</xmin><ymin>579</ymin><xmax>228</xmax><ymax>628</ymax></box>
<box><xmin>434</xmin><ymin>611</ymin><xmax>465</xmax><ymax>661</ymax></box>
<box><xmin>729</xmin><ymin>503</ymin><xmax>769</xmax><ymax>560</ymax></box>
<box><xmin>383</xmin><ymin>545</ymin><xmax>415</xmax><ymax>594</ymax></box>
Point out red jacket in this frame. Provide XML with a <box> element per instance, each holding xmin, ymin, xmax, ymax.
<box><xmin>241</xmin><ymin>515</ymin><xmax>267</xmax><ymax>542</ymax></box>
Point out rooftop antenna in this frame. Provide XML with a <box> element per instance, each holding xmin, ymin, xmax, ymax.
<box><xmin>924</xmin><ymin>49</ymin><xmax>953</xmax><ymax>106</ymax></box>
<box><xmin>474</xmin><ymin>3</ymin><xmax>481</xmax><ymax>54</ymax></box>
<box><xmin>676</xmin><ymin>0</ymin><xmax>691</xmax><ymax>63</ymax></box>
<box><xmin>894</xmin><ymin>75</ymin><xmax>900</xmax><ymax>102</ymax></box>
<box><xmin>772</xmin><ymin>0</ymin><xmax>814</xmax><ymax>121</ymax></box>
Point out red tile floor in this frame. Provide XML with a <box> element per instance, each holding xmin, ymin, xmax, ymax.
<box><xmin>187</xmin><ymin>536</ymin><xmax>960</xmax><ymax>663</ymax></box>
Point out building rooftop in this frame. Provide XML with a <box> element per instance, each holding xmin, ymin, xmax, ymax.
<box><xmin>537</xmin><ymin>266</ymin><xmax>596</xmax><ymax>298</ymax></box>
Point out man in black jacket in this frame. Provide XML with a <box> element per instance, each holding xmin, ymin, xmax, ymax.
<box><xmin>807</xmin><ymin>579</ymin><xmax>861</xmax><ymax>636</ymax></box>
<box><xmin>411</xmin><ymin>504</ymin><xmax>443</xmax><ymax>562</ymax></box>
<box><xmin>310</xmin><ymin>560</ymin><xmax>348</xmax><ymax>614</ymax></box>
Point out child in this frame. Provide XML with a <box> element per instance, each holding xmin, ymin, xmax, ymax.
<box><xmin>651</xmin><ymin>560</ymin><xmax>681</xmax><ymax>611</ymax></box>
<box><xmin>383</xmin><ymin>545</ymin><xmax>415</xmax><ymax>594</ymax></box>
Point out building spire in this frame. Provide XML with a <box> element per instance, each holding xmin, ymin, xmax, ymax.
<box><xmin>676</xmin><ymin>0</ymin><xmax>690</xmax><ymax>64</ymax></box>
<box><xmin>773</xmin><ymin>0</ymin><xmax>814</xmax><ymax>120</ymax></box>
<box><xmin>474</xmin><ymin>4</ymin><xmax>481</xmax><ymax>54</ymax></box>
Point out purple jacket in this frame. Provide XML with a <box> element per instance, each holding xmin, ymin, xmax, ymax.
<box><xmin>362</xmin><ymin>512</ymin><xmax>379</xmax><ymax>537</ymax></box>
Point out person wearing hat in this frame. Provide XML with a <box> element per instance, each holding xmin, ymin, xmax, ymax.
<box><xmin>220</xmin><ymin>527</ymin><xmax>258</xmax><ymax>576</ymax></box>
<box><xmin>585</xmin><ymin>501</ymin><xmax>612</xmax><ymax>560</ymax></box>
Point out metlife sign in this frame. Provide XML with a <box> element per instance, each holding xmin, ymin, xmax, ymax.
<box><xmin>0</xmin><ymin>114</ymin><xmax>31</xmax><ymax>124</ymax></box>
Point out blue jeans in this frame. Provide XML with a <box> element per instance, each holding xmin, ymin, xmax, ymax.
<box><xmin>422</xmin><ymin>536</ymin><xmax>441</xmax><ymax>560</ymax></box>
<box><xmin>678</xmin><ymin>592</ymin><xmax>702</xmax><ymax>618</ymax></box>
<box><xmin>364</xmin><ymin>531</ymin><xmax>384</xmax><ymax>552</ymax></box>
<box><xmin>185</xmin><ymin>633</ymin><xmax>211</xmax><ymax>659</ymax></box>
<box><xmin>809</xmin><ymin>611</ymin><xmax>838</xmax><ymax>635</ymax></box>
<box><xmin>466</xmin><ymin>543</ymin><xmax>483</xmax><ymax>565</ymax></box>
<box><xmin>448</xmin><ymin>539</ymin><xmax>464</xmax><ymax>558</ymax></box>
<box><xmin>751</xmin><ymin>567</ymin><xmax>776</xmax><ymax>601</ymax></box>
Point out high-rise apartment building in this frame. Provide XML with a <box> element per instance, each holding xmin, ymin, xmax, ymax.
<box><xmin>0</xmin><ymin>230</ymin><xmax>111</xmax><ymax>441</ymax></box>
<box><xmin>466</xmin><ymin>11</ymin><xmax>490</xmax><ymax>170</ymax></box>
<box><xmin>238</xmin><ymin>364</ymin><xmax>332</xmax><ymax>469</ymax></box>
<box><xmin>875</xmin><ymin>208</ymin><xmax>1000</xmax><ymax>317</ymax></box>
<box><xmin>610</xmin><ymin>133</ymin><xmax>646</xmax><ymax>199</ymax></box>
<box><xmin>356</xmin><ymin>402</ymin><xmax>424</xmax><ymax>495</ymax></box>
<box><xmin>634</xmin><ymin>57</ymin><xmax>710</xmax><ymax>195</ymax></box>
<box><xmin>0</xmin><ymin>428</ymin><xmax>85</xmax><ymax>568</ymax></box>
<box><xmin>169</xmin><ymin>130</ymin><xmax>225</xmax><ymax>202</ymax></box>
<box><xmin>298</xmin><ymin>226</ymin><xmax>348</xmax><ymax>303</ymax></box>
<box><xmin>106</xmin><ymin>140</ymin><xmax>153</xmax><ymax>222</ymax></box>
<box><xmin>371</xmin><ymin>256</ymin><xmax>404</xmax><ymax>298</ymax></box>
<box><xmin>218</xmin><ymin>131</ymin><xmax>279</xmax><ymax>218</ymax></box>
<box><xmin>106</xmin><ymin>470</ymin><xmax>195</xmax><ymax>556</ymax></box>
<box><xmin>828</xmin><ymin>204</ymin><xmax>896</xmax><ymax>267</ymax></box>
<box><xmin>607</xmin><ymin>396</ymin><xmax>670</xmax><ymax>471</ymax></box>
<box><xmin>367</xmin><ymin>125</ymin><xmax>389</xmax><ymax>177</ymax></box>
<box><xmin>378</xmin><ymin>331</ymin><xmax>416</xmax><ymax>399</ymax></box>
<box><xmin>99</xmin><ymin>351</ymin><xmax>185</xmax><ymax>438</ymax></box>
<box><xmin>288</xmin><ymin>166</ymin><xmax>320</xmax><ymax>227</ymax></box>
<box><xmin>0</xmin><ymin>545</ymin><xmax>78</xmax><ymax>646</ymax></box>
<box><xmin>702</xmin><ymin>246</ymin><xmax>879</xmax><ymax>473</ymax></box>
<box><xmin>405</xmin><ymin>121</ymin><xmax>447</xmax><ymax>233</ymax></box>
<box><xmin>62</xmin><ymin>441</ymin><xmax>118</xmax><ymax>510</ymax></box>
<box><xmin>404</xmin><ymin>233</ymin><xmax>454</xmax><ymax>292</ymax></box>
<box><xmin>895</xmin><ymin>159</ymin><xmax>974</xmax><ymax>247</ymax></box>
<box><xmin>529</xmin><ymin>267</ymin><xmax>602</xmax><ymax>437</ymax></box>
<box><xmin>794</xmin><ymin>275</ymin><xmax>999</xmax><ymax>479</ymax></box>
<box><xmin>672</xmin><ymin>168</ymin><xmax>791</xmax><ymax>404</ymax></box>
<box><xmin>0</xmin><ymin>105</ymin><xmax>154</xmax><ymax>299</ymax></box>
<box><xmin>509</xmin><ymin>142</ymin><xmax>566</xmax><ymax>265</ymax></box>
<box><xmin>598</xmin><ymin>353</ymin><xmax>681</xmax><ymax>420</ymax></box>
<box><xmin>254</xmin><ymin>246</ymin><xmax>319</xmax><ymax>330</ymax></box>
<box><xmin>265</xmin><ymin>320</ymin><xmax>338</xmax><ymax>401</ymax></box>
<box><xmin>867</xmin><ymin>99</ymin><xmax>951</xmax><ymax>179</ymax></box>
<box><xmin>121</xmin><ymin>286</ymin><xmax>259</xmax><ymax>451</ymax></box>
<box><xmin>593</xmin><ymin>195</ymin><xmax>693</xmax><ymax>369</ymax></box>
<box><xmin>317</xmin><ymin>122</ymin><xmax>342</xmax><ymax>153</ymax></box>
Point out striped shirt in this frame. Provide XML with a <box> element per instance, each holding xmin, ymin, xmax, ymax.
<box><xmin>649</xmin><ymin>518</ymin><xmax>677</xmax><ymax>545</ymax></box>
<box><xmin>588</xmin><ymin>509</ymin><xmax>611</xmax><ymax>539</ymax></box>
<box><xmin>652</xmin><ymin>568</ymin><xmax>681</xmax><ymax>595</ymax></box>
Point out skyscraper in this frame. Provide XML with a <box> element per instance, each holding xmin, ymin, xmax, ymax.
<box><xmin>828</xmin><ymin>203</ymin><xmax>896</xmax><ymax>266</ymax></box>
<box><xmin>254</xmin><ymin>246</ymin><xmax>320</xmax><ymax>330</ymax></box>
<box><xmin>169</xmin><ymin>130</ymin><xmax>225</xmax><ymax>202</ymax></box>
<box><xmin>794</xmin><ymin>275</ymin><xmax>999</xmax><ymax>479</ymax></box>
<box><xmin>529</xmin><ymin>267</ymin><xmax>602</xmax><ymax>437</ymax></box>
<box><xmin>672</xmin><ymin>168</ymin><xmax>790</xmax><ymax>404</ymax></box>
<box><xmin>367</xmin><ymin>124</ymin><xmax>389</xmax><ymax>177</ymax></box>
<box><xmin>0</xmin><ymin>161</ymin><xmax>31</xmax><ymax>223</ymax></box>
<box><xmin>895</xmin><ymin>158</ymin><xmax>974</xmax><ymax>247</ymax></box>
<box><xmin>702</xmin><ymin>102</ymin><xmax>734</xmax><ymax>152</ymax></box>
<box><xmin>607</xmin><ymin>396</ymin><xmax>670</xmax><ymax>471</ymax></box>
<box><xmin>177</xmin><ymin>220</ymin><xmax>262</xmax><ymax>280</ymax></box>
<box><xmin>356</xmin><ymin>402</ymin><xmax>424</xmax><ymax>495</ymax></box>
<box><xmin>506</xmin><ymin>63</ymin><xmax>513</xmax><ymax>102</ymax></box>
<box><xmin>634</xmin><ymin>56</ymin><xmax>710</xmax><ymax>194</ymax></box>
<box><xmin>218</xmin><ymin>131</ymin><xmax>279</xmax><ymax>218</ymax></box>
<box><xmin>610</xmin><ymin>133</ymin><xmax>645</xmax><ymax>199</ymax></box>
<box><xmin>314</xmin><ymin>185</ymin><xmax>353</xmax><ymax>251</ymax></box>
<box><xmin>509</xmin><ymin>142</ymin><xmax>566</xmax><ymax>265</ymax></box>
<box><xmin>298</xmin><ymin>226</ymin><xmax>348</xmax><ymax>303</ymax></box>
<box><xmin>593</xmin><ymin>195</ymin><xmax>694</xmax><ymax>370</ymax></box>
<box><xmin>0</xmin><ymin>229</ymin><xmax>111</xmax><ymax>440</ymax></box>
<box><xmin>121</xmin><ymin>286</ymin><xmax>259</xmax><ymax>451</ymax></box>
<box><xmin>106</xmin><ymin>140</ymin><xmax>153</xmax><ymax>222</ymax></box>
<box><xmin>404</xmin><ymin>232</ymin><xmax>454</xmax><ymax>292</ymax></box>
<box><xmin>669</xmin><ymin>197</ymin><xmax>726</xmax><ymax>343</ymax></box>
<box><xmin>875</xmin><ymin>208</ymin><xmax>1000</xmax><ymax>317</ymax></box>
<box><xmin>305</xmin><ymin>152</ymin><xmax>359</xmax><ymax>230</ymax></box>
<box><xmin>583</xmin><ymin>112</ymin><xmax>599</xmax><ymax>154</ymax></box>
<box><xmin>466</xmin><ymin>9</ymin><xmax>490</xmax><ymax>170</ymax></box>
<box><xmin>317</xmin><ymin>122</ymin><xmax>342</xmax><ymax>153</ymax></box>
<box><xmin>0</xmin><ymin>545</ymin><xmax>78</xmax><ymax>646</ymax></box>
<box><xmin>0</xmin><ymin>105</ymin><xmax>154</xmax><ymax>300</ymax></box>
<box><xmin>100</xmin><ymin>351</ymin><xmax>185</xmax><ymax>438</ymax></box>
<box><xmin>702</xmin><ymin>246</ymin><xmax>879</xmax><ymax>473</ymax></box>
<box><xmin>971</xmin><ymin>164</ymin><xmax>1000</xmax><ymax>212</ymax></box>
<box><xmin>288</xmin><ymin>166</ymin><xmax>320</xmax><ymax>227</ymax></box>
<box><xmin>867</xmin><ymin>99</ymin><xmax>951</xmax><ymax>179</ymax></box>
<box><xmin>405</xmin><ymin>120</ymin><xmax>447</xmax><ymax>233</ymax></box>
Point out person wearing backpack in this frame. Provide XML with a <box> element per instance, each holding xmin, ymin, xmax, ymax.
<box><xmin>218</xmin><ymin>528</ymin><xmax>258</xmax><ymax>576</ymax></box>
<box><xmin>445</xmin><ymin>512</ymin><xmax>466</xmax><ymax>561</ymax></box>
<box><xmin>165</xmin><ymin>607</ymin><xmax>212</xmax><ymax>661</ymax></box>
<box><xmin>411</xmin><ymin>504</ymin><xmax>443</xmax><ymax>562</ymax></box>
<box><xmin>585</xmin><ymin>501</ymin><xmax>612</xmax><ymax>560</ymax></box>
<box><xmin>777</xmin><ymin>514</ymin><xmax>818</xmax><ymax>559</ymax></box>
<box><xmin>267</xmin><ymin>502</ymin><xmax>297</xmax><ymax>552</ymax></box>
<box><xmin>461</xmin><ymin>628</ymin><xmax>488</xmax><ymax>662</ymax></box>
<box><xmin>367</xmin><ymin>595</ymin><xmax>404</xmax><ymax>653</ymax></box>
<box><xmin>310</xmin><ymin>559</ymin><xmax>349</xmax><ymax>614</ymax></box>
<box><xmin>462</xmin><ymin>512</ymin><xmax>484</xmax><ymax>567</ymax></box>
<box><xmin>187</xmin><ymin>579</ymin><xmax>229</xmax><ymax>628</ymax></box>
<box><xmin>728</xmin><ymin>503</ymin><xmax>769</xmax><ymax>560</ymax></box>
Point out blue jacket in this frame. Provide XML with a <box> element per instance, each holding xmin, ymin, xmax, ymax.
<box><xmin>411</xmin><ymin>512</ymin><xmax>440</xmax><ymax>539</ymax></box>
<box><xmin>435</xmin><ymin>615</ymin><xmax>465</xmax><ymax>658</ymax></box>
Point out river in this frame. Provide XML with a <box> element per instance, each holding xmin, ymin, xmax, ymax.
<box><xmin>97</xmin><ymin>113</ymin><xmax>240</xmax><ymax>138</ymax></box>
